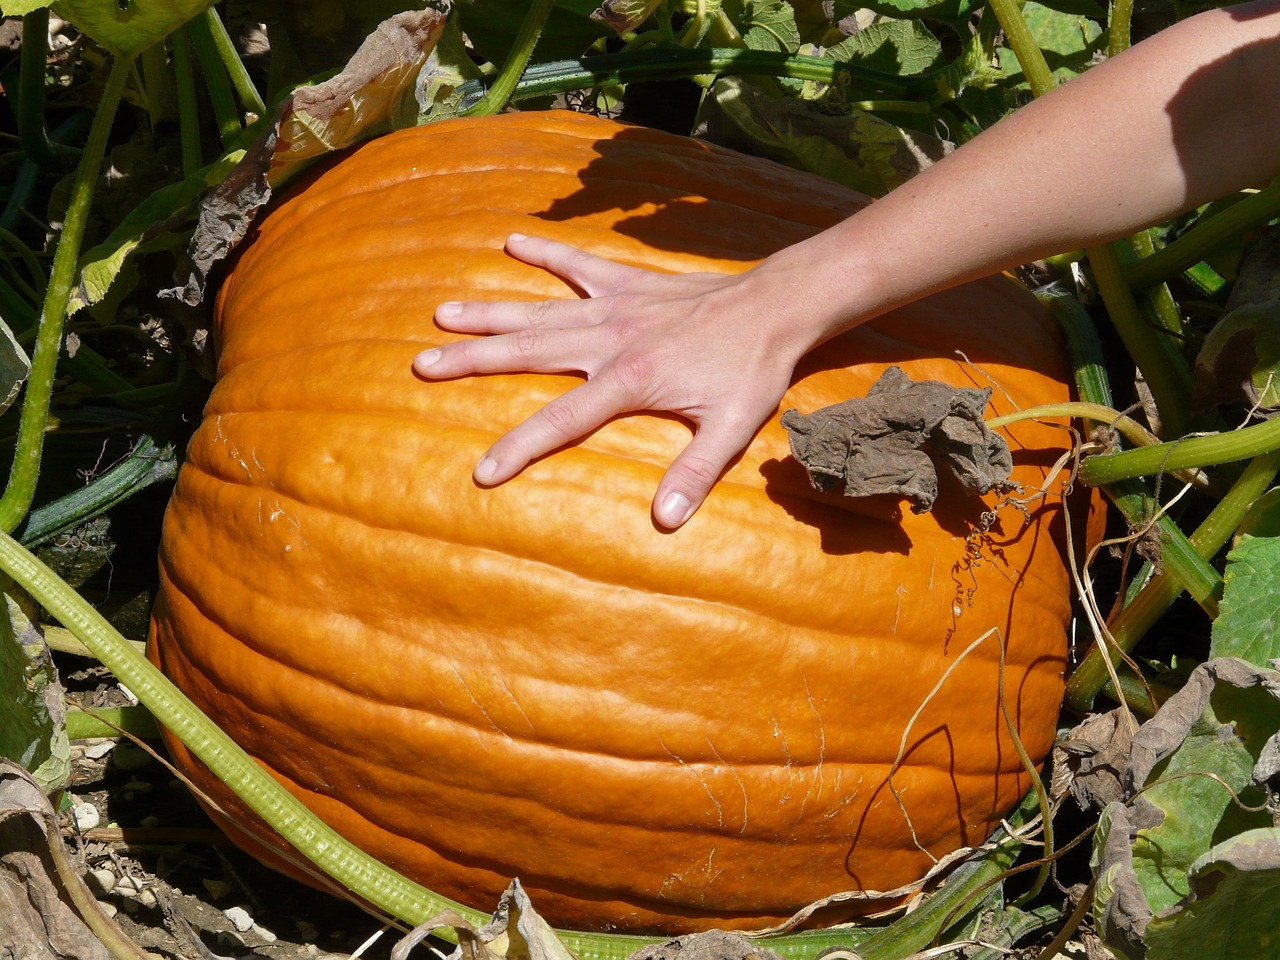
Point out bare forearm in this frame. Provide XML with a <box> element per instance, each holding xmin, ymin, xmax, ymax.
<box><xmin>764</xmin><ymin>0</ymin><xmax>1280</xmax><ymax>343</ymax></box>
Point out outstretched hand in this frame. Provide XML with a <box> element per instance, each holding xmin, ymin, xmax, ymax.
<box><xmin>413</xmin><ymin>234</ymin><xmax>811</xmax><ymax>530</ymax></box>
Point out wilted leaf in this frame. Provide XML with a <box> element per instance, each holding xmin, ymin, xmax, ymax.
<box><xmin>416</xmin><ymin>17</ymin><xmax>488</xmax><ymax>121</ymax></box>
<box><xmin>1092</xmin><ymin>659</ymin><xmax>1280</xmax><ymax>958</ymax></box>
<box><xmin>0</xmin><ymin>320</ymin><xmax>31</xmax><ymax>416</ymax></box>
<box><xmin>698</xmin><ymin>77</ymin><xmax>952</xmax><ymax>197</ymax></box>
<box><xmin>0</xmin><ymin>593</ymin><xmax>69</xmax><ymax>795</ymax></box>
<box><xmin>1142</xmin><ymin>829</ymin><xmax>1280</xmax><ymax>960</ymax></box>
<box><xmin>167</xmin><ymin>9</ymin><xmax>446</xmax><ymax>306</ymax></box>
<box><xmin>996</xmin><ymin>2</ymin><xmax>1104</xmax><ymax>87</ymax></box>
<box><xmin>1211</xmin><ymin>535</ymin><xmax>1280</xmax><ymax>667</ymax></box>
<box><xmin>591</xmin><ymin>0</ymin><xmax>661</xmax><ymax>33</ymax></box>
<box><xmin>393</xmin><ymin>880</ymin><xmax>577</xmax><ymax>960</ymax></box>
<box><xmin>631</xmin><ymin>932</ymin><xmax>784</xmax><ymax>960</ymax></box>
<box><xmin>1193</xmin><ymin>225</ymin><xmax>1280</xmax><ymax>413</ymax></box>
<box><xmin>781</xmin><ymin>365</ymin><xmax>1013</xmax><ymax>513</ymax></box>
<box><xmin>51</xmin><ymin>0</ymin><xmax>216</xmax><ymax>56</ymax></box>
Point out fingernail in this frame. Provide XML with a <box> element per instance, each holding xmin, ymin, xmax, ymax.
<box><xmin>474</xmin><ymin>456</ymin><xmax>499</xmax><ymax>484</ymax></box>
<box><xmin>415</xmin><ymin>348</ymin><xmax>441</xmax><ymax>370</ymax></box>
<box><xmin>436</xmin><ymin>301</ymin><xmax>462</xmax><ymax>319</ymax></box>
<box><xmin>507</xmin><ymin>232</ymin><xmax>527</xmax><ymax>243</ymax></box>
<box><xmin>657</xmin><ymin>491</ymin><xmax>693</xmax><ymax>528</ymax></box>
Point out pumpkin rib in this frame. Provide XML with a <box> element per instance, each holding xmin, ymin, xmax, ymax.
<box><xmin>169</xmin><ymin>439</ymin><xmax>1070</xmax><ymax>656</ymax></box>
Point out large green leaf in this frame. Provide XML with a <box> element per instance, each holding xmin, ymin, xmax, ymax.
<box><xmin>1211</xmin><ymin>535</ymin><xmax>1280</xmax><ymax>668</ymax></box>
<box><xmin>834</xmin><ymin>0</ymin><xmax>982</xmax><ymax>29</ymax></box>
<box><xmin>0</xmin><ymin>593</ymin><xmax>70</xmax><ymax>795</ymax></box>
<box><xmin>51</xmin><ymin>0</ymin><xmax>217</xmax><ymax>56</ymax></box>
<box><xmin>1142</xmin><ymin>829</ymin><xmax>1280</xmax><ymax>960</ymax></box>
<box><xmin>1092</xmin><ymin>659</ymin><xmax>1280</xmax><ymax>958</ymax></box>
<box><xmin>827</xmin><ymin>19</ymin><xmax>944</xmax><ymax>76</ymax></box>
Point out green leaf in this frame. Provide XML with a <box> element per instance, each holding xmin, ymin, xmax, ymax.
<box><xmin>699</xmin><ymin>77</ymin><xmax>952</xmax><ymax>198</ymax></box>
<box><xmin>51</xmin><ymin>0</ymin><xmax>217</xmax><ymax>57</ymax></box>
<box><xmin>1092</xmin><ymin>660</ymin><xmax>1280</xmax><ymax>957</ymax></box>
<box><xmin>995</xmin><ymin>2</ymin><xmax>1103</xmax><ymax>87</ymax></box>
<box><xmin>1235</xmin><ymin>488</ymin><xmax>1280</xmax><ymax>541</ymax></box>
<box><xmin>1143</xmin><ymin>829</ymin><xmax>1280</xmax><ymax>960</ymax></box>
<box><xmin>0</xmin><ymin>592</ymin><xmax>70</xmax><ymax>795</ymax></box>
<box><xmin>1192</xmin><ymin>226</ymin><xmax>1280</xmax><ymax>412</ymax></box>
<box><xmin>1211</xmin><ymin>535</ymin><xmax>1280</xmax><ymax>667</ymax></box>
<box><xmin>0</xmin><ymin>0</ymin><xmax>54</xmax><ymax>14</ymax></box>
<box><xmin>827</xmin><ymin>19</ymin><xmax>945</xmax><ymax>75</ymax></box>
<box><xmin>835</xmin><ymin>0</ymin><xmax>983</xmax><ymax>28</ymax></box>
<box><xmin>737</xmin><ymin>0</ymin><xmax>801</xmax><ymax>53</ymax></box>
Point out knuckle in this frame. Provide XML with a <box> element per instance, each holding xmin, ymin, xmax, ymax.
<box><xmin>674</xmin><ymin>454</ymin><xmax>722</xmax><ymax>488</ymax></box>
<box><xmin>611</xmin><ymin>353</ymin><xmax>656</xmax><ymax>396</ymax></box>
<box><xmin>513</xmin><ymin>328</ymin><xmax>543</xmax><ymax>360</ymax></box>
<box><xmin>539</xmin><ymin>398</ymin><xmax>580</xmax><ymax>436</ymax></box>
<box><xmin>526</xmin><ymin>299</ymin><xmax>553</xmax><ymax>327</ymax></box>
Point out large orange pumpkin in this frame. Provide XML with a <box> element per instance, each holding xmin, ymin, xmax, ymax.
<box><xmin>149</xmin><ymin>110</ymin><xmax>1084</xmax><ymax>934</ymax></box>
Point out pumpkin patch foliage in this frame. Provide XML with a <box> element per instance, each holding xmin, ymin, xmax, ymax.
<box><xmin>1</xmin><ymin>1</ymin><xmax>1279</xmax><ymax>958</ymax></box>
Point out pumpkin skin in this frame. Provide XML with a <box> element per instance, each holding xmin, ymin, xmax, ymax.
<box><xmin>149</xmin><ymin>110</ymin><xmax>1084</xmax><ymax>934</ymax></box>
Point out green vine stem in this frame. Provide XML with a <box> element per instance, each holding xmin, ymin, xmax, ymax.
<box><xmin>1065</xmin><ymin>448</ymin><xmax>1280</xmax><ymax>711</ymax></box>
<box><xmin>199</xmin><ymin>6</ymin><xmax>266</xmax><ymax>119</ymax></box>
<box><xmin>171</xmin><ymin>27</ymin><xmax>202</xmax><ymax>178</ymax></box>
<box><xmin>0</xmin><ymin>54</ymin><xmax>134</xmax><ymax>534</ymax></box>
<box><xmin>1086</xmin><ymin>243</ymin><xmax>1193</xmax><ymax>439</ymax></box>
<box><xmin>456</xmin><ymin>47</ymin><xmax>935</xmax><ymax>110</ymax></box>
<box><xmin>65</xmin><ymin>705</ymin><xmax>161</xmax><ymax>741</ymax></box>
<box><xmin>987</xmin><ymin>0</ymin><xmax>1055</xmax><ymax>97</ymax></box>
<box><xmin>1108</xmin><ymin>0</ymin><xmax>1134</xmax><ymax>58</ymax></box>
<box><xmin>1122</xmin><ymin>182</ymin><xmax>1280</xmax><ymax>291</ymax></box>
<box><xmin>187</xmin><ymin>12</ymin><xmax>242</xmax><ymax>146</ymax></box>
<box><xmin>18</xmin><ymin>8</ymin><xmax>59</xmax><ymax>167</ymax></box>
<box><xmin>1127</xmin><ymin>230</ymin><xmax>1184</xmax><ymax>337</ymax></box>
<box><xmin>1079</xmin><ymin>413</ymin><xmax>1280</xmax><ymax>485</ymax></box>
<box><xmin>462</xmin><ymin>0</ymin><xmax>556</xmax><ymax>117</ymax></box>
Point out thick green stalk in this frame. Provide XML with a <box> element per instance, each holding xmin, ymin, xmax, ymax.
<box><xmin>988</xmin><ymin>0</ymin><xmax>1056</xmax><ymax>97</ymax></box>
<box><xmin>200</xmin><ymin>6</ymin><xmax>266</xmax><ymax>118</ymax></box>
<box><xmin>0</xmin><ymin>55</ymin><xmax>133</xmax><ymax>534</ymax></box>
<box><xmin>1108</xmin><ymin>0</ymin><xmax>1134</xmax><ymax>58</ymax></box>
<box><xmin>1066</xmin><ymin>449</ymin><xmax>1280</xmax><ymax>710</ymax></box>
<box><xmin>1122</xmin><ymin>182</ymin><xmax>1280</xmax><ymax>291</ymax></box>
<box><xmin>187</xmin><ymin>12</ymin><xmax>242</xmax><ymax>146</ymax></box>
<box><xmin>1085</xmin><ymin>242</ymin><xmax>1193</xmax><ymax>438</ymax></box>
<box><xmin>1080</xmin><ymin>413</ymin><xmax>1280</xmax><ymax>485</ymax></box>
<box><xmin>171</xmin><ymin>27</ymin><xmax>202</xmax><ymax>177</ymax></box>
<box><xmin>463</xmin><ymin>0</ymin><xmax>555</xmax><ymax>117</ymax></box>
<box><xmin>1128</xmin><ymin>230</ymin><xmax>1183</xmax><ymax>336</ymax></box>
<box><xmin>18</xmin><ymin>8</ymin><xmax>59</xmax><ymax>167</ymax></box>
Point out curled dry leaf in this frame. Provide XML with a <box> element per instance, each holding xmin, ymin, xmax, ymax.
<box><xmin>167</xmin><ymin>7</ymin><xmax>448</xmax><ymax>307</ymax></box>
<box><xmin>392</xmin><ymin>880</ymin><xmax>577</xmax><ymax>960</ymax></box>
<box><xmin>0</xmin><ymin>760</ymin><xmax>128</xmax><ymax>960</ymax></box>
<box><xmin>781</xmin><ymin>364</ymin><xmax>1014</xmax><ymax>513</ymax></box>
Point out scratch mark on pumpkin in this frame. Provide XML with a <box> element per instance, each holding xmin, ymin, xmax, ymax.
<box><xmin>892</xmin><ymin>585</ymin><xmax>907</xmax><ymax>636</ymax></box>
<box><xmin>706</xmin><ymin>737</ymin><xmax>749</xmax><ymax>835</ymax></box>
<box><xmin>771</xmin><ymin>713</ymin><xmax>796</xmax><ymax>804</ymax></box>
<box><xmin>660</xmin><ymin>736</ymin><xmax>724</xmax><ymax>830</ymax></box>
<box><xmin>800</xmin><ymin>676</ymin><xmax>827</xmax><ymax>818</ymax></box>
<box><xmin>498</xmin><ymin>679</ymin><xmax>536</xmax><ymax>734</ymax></box>
<box><xmin>451</xmin><ymin>667</ymin><xmax>506</xmax><ymax>744</ymax></box>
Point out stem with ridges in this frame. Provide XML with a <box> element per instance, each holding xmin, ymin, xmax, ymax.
<box><xmin>1122</xmin><ymin>183</ymin><xmax>1280</xmax><ymax>291</ymax></box>
<box><xmin>1080</xmin><ymin>414</ymin><xmax>1280</xmax><ymax>485</ymax></box>
<box><xmin>188</xmin><ymin>12</ymin><xmax>242</xmax><ymax>146</ymax></box>
<box><xmin>1066</xmin><ymin>449</ymin><xmax>1280</xmax><ymax>710</ymax></box>
<box><xmin>988</xmin><ymin>0</ymin><xmax>1056</xmax><ymax>97</ymax></box>
<box><xmin>463</xmin><ymin>0</ymin><xmax>555</xmax><ymax>117</ymax></box>
<box><xmin>18</xmin><ymin>8</ymin><xmax>59</xmax><ymax>167</ymax></box>
<box><xmin>200</xmin><ymin>6</ymin><xmax>266</xmax><ymax>118</ymax></box>
<box><xmin>172</xmin><ymin>27</ymin><xmax>202</xmax><ymax>177</ymax></box>
<box><xmin>0</xmin><ymin>55</ymin><xmax>133</xmax><ymax>534</ymax></box>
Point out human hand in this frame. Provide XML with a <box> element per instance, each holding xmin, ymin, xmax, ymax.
<box><xmin>413</xmin><ymin>234</ymin><xmax>810</xmax><ymax>530</ymax></box>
